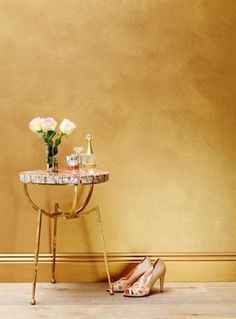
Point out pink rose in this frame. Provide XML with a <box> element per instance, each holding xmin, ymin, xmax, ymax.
<box><xmin>40</xmin><ymin>117</ymin><xmax>57</xmax><ymax>131</ymax></box>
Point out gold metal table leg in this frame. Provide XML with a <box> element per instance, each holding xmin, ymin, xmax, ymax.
<box><xmin>95</xmin><ymin>206</ymin><xmax>114</xmax><ymax>295</ymax></box>
<box><xmin>31</xmin><ymin>209</ymin><xmax>43</xmax><ymax>305</ymax></box>
<box><xmin>24</xmin><ymin>183</ymin><xmax>113</xmax><ymax>305</ymax></box>
<box><xmin>51</xmin><ymin>214</ymin><xmax>58</xmax><ymax>284</ymax></box>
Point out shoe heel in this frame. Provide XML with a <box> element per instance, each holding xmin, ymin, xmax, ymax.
<box><xmin>159</xmin><ymin>269</ymin><xmax>166</xmax><ymax>292</ymax></box>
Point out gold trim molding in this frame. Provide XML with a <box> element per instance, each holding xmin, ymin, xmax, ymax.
<box><xmin>1</xmin><ymin>252</ymin><xmax>236</xmax><ymax>264</ymax></box>
<box><xmin>1</xmin><ymin>253</ymin><xmax>236</xmax><ymax>282</ymax></box>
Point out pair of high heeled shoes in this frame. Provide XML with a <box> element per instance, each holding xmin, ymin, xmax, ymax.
<box><xmin>112</xmin><ymin>257</ymin><xmax>166</xmax><ymax>297</ymax></box>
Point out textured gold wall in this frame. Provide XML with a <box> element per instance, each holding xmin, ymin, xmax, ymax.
<box><xmin>0</xmin><ymin>0</ymin><xmax>236</xmax><ymax>281</ymax></box>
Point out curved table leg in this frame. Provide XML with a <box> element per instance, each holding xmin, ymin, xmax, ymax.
<box><xmin>24</xmin><ymin>184</ymin><xmax>50</xmax><ymax>217</ymax></box>
<box><xmin>95</xmin><ymin>206</ymin><xmax>114</xmax><ymax>295</ymax></box>
<box><xmin>31</xmin><ymin>209</ymin><xmax>43</xmax><ymax>305</ymax></box>
<box><xmin>69</xmin><ymin>185</ymin><xmax>78</xmax><ymax>218</ymax></box>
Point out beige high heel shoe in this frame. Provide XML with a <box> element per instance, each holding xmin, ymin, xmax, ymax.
<box><xmin>123</xmin><ymin>258</ymin><xmax>166</xmax><ymax>297</ymax></box>
<box><xmin>112</xmin><ymin>256</ymin><xmax>152</xmax><ymax>292</ymax></box>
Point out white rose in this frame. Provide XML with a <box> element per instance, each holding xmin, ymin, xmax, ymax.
<box><xmin>59</xmin><ymin>119</ymin><xmax>76</xmax><ymax>135</ymax></box>
<box><xmin>29</xmin><ymin>117</ymin><xmax>43</xmax><ymax>132</ymax></box>
<box><xmin>41</xmin><ymin>117</ymin><xmax>57</xmax><ymax>131</ymax></box>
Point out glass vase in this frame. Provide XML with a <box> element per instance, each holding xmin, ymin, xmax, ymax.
<box><xmin>46</xmin><ymin>144</ymin><xmax>58</xmax><ymax>173</ymax></box>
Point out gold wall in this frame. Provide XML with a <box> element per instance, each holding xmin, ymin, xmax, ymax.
<box><xmin>0</xmin><ymin>0</ymin><xmax>236</xmax><ymax>281</ymax></box>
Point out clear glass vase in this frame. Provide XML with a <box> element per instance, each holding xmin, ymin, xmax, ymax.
<box><xmin>46</xmin><ymin>144</ymin><xmax>58</xmax><ymax>173</ymax></box>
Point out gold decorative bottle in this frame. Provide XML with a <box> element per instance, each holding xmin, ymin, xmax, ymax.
<box><xmin>81</xmin><ymin>133</ymin><xmax>96</xmax><ymax>171</ymax></box>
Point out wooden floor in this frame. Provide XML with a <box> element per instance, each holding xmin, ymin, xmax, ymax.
<box><xmin>0</xmin><ymin>282</ymin><xmax>236</xmax><ymax>318</ymax></box>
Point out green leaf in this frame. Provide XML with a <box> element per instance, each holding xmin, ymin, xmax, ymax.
<box><xmin>46</xmin><ymin>130</ymin><xmax>56</xmax><ymax>141</ymax></box>
<box><xmin>55</xmin><ymin>133</ymin><xmax>65</xmax><ymax>147</ymax></box>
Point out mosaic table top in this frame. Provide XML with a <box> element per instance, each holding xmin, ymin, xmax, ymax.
<box><xmin>19</xmin><ymin>170</ymin><xmax>109</xmax><ymax>185</ymax></box>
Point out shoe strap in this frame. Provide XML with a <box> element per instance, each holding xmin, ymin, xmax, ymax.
<box><xmin>125</xmin><ymin>282</ymin><xmax>148</xmax><ymax>296</ymax></box>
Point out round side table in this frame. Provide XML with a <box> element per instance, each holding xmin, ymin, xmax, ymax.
<box><xmin>19</xmin><ymin>169</ymin><xmax>113</xmax><ymax>305</ymax></box>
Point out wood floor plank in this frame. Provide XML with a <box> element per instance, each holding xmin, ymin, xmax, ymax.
<box><xmin>0</xmin><ymin>282</ymin><xmax>236</xmax><ymax>318</ymax></box>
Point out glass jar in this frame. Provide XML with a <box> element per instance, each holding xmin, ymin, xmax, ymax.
<box><xmin>66</xmin><ymin>154</ymin><xmax>79</xmax><ymax>171</ymax></box>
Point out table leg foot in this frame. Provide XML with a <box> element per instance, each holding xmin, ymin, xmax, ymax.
<box><xmin>51</xmin><ymin>278</ymin><xmax>56</xmax><ymax>284</ymax></box>
<box><xmin>107</xmin><ymin>288</ymin><xmax>114</xmax><ymax>295</ymax></box>
<box><xmin>31</xmin><ymin>298</ymin><xmax>36</xmax><ymax>305</ymax></box>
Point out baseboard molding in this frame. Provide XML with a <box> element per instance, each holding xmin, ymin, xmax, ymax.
<box><xmin>1</xmin><ymin>252</ymin><xmax>236</xmax><ymax>282</ymax></box>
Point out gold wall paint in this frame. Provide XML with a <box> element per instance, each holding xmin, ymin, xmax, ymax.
<box><xmin>0</xmin><ymin>0</ymin><xmax>236</xmax><ymax>280</ymax></box>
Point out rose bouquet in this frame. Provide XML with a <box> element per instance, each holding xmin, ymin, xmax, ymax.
<box><xmin>29</xmin><ymin>117</ymin><xmax>76</xmax><ymax>172</ymax></box>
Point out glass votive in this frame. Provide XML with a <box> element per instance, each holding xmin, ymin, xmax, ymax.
<box><xmin>80</xmin><ymin>153</ymin><xmax>96</xmax><ymax>173</ymax></box>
